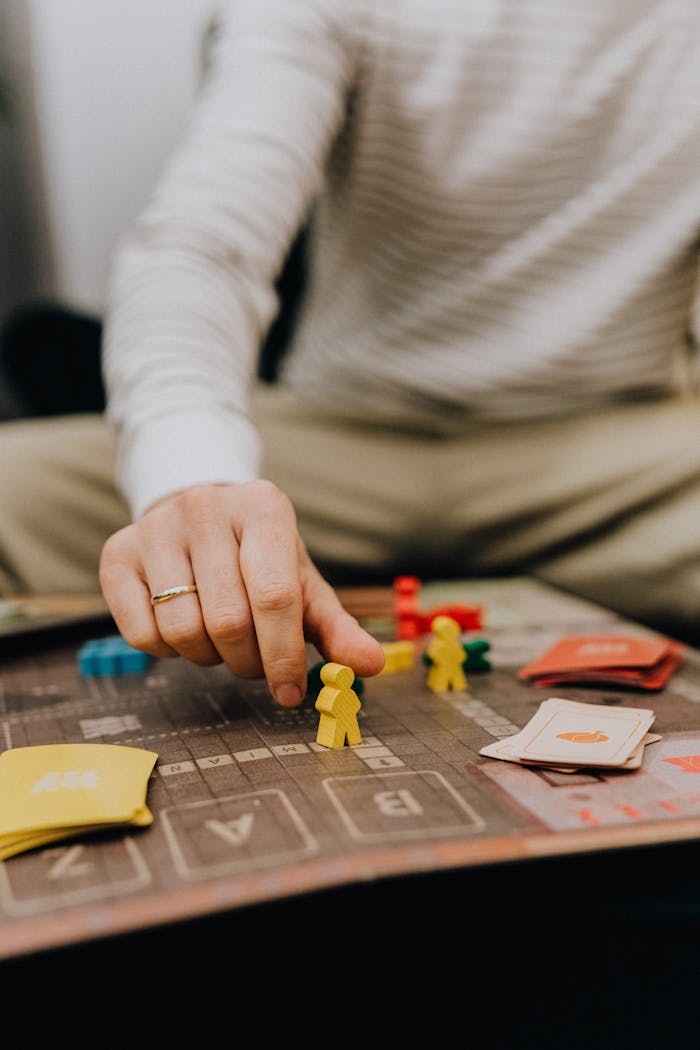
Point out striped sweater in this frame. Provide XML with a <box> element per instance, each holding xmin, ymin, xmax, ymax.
<box><xmin>103</xmin><ymin>0</ymin><xmax>700</xmax><ymax>520</ymax></box>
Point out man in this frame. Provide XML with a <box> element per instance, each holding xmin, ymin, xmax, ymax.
<box><xmin>2</xmin><ymin>0</ymin><xmax>700</xmax><ymax>707</ymax></box>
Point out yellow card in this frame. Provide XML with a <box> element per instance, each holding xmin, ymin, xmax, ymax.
<box><xmin>0</xmin><ymin>827</ymin><xmax>82</xmax><ymax>861</ymax></box>
<box><xmin>0</xmin><ymin>744</ymin><xmax>158</xmax><ymax>836</ymax></box>
<box><xmin>0</xmin><ymin>805</ymin><xmax>153</xmax><ymax>861</ymax></box>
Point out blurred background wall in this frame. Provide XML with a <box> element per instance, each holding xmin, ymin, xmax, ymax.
<box><xmin>0</xmin><ymin>0</ymin><xmax>219</xmax><ymax>414</ymax></box>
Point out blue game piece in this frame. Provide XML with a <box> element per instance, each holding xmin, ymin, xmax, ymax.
<box><xmin>77</xmin><ymin>635</ymin><xmax>153</xmax><ymax>676</ymax></box>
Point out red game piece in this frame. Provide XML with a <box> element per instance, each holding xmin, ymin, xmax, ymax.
<box><xmin>393</xmin><ymin>575</ymin><xmax>421</xmax><ymax>640</ymax></box>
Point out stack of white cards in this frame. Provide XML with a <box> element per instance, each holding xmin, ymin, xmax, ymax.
<box><xmin>480</xmin><ymin>696</ymin><xmax>660</xmax><ymax>773</ymax></box>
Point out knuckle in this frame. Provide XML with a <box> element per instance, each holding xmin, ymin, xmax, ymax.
<box><xmin>99</xmin><ymin>528</ymin><xmax>132</xmax><ymax>574</ymax></box>
<box><xmin>253</xmin><ymin>580</ymin><xmax>297</xmax><ymax>614</ymax></box>
<box><xmin>205</xmin><ymin>606</ymin><xmax>253</xmax><ymax>646</ymax></box>
<box><xmin>249</xmin><ymin>478</ymin><xmax>282</xmax><ymax>500</ymax></box>
<box><xmin>248</xmin><ymin>480</ymin><xmax>295</xmax><ymax>519</ymax></box>
<box><xmin>99</xmin><ymin>534</ymin><xmax>119</xmax><ymax>567</ymax></box>
<box><xmin>158</xmin><ymin>618</ymin><xmax>202</xmax><ymax>650</ymax></box>
<box><xmin>99</xmin><ymin>561</ymin><xmax>128</xmax><ymax>596</ymax></box>
<box><xmin>180</xmin><ymin>484</ymin><xmax>219</xmax><ymax>525</ymax></box>
<box><xmin>121</xmin><ymin>625</ymin><xmax>159</xmax><ymax>652</ymax></box>
<box><xmin>119</xmin><ymin>625</ymin><xmax>175</xmax><ymax>661</ymax></box>
<box><xmin>98</xmin><ymin>560</ymin><xmax>117</xmax><ymax>592</ymax></box>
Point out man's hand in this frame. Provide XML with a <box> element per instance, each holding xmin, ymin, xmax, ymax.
<box><xmin>99</xmin><ymin>481</ymin><xmax>385</xmax><ymax>707</ymax></box>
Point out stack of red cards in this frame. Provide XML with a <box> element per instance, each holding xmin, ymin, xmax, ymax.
<box><xmin>480</xmin><ymin>696</ymin><xmax>661</xmax><ymax>773</ymax></box>
<box><xmin>516</xmin><ymin>634</ymin><xmax>684</xmax><ymax>691</ymax></box>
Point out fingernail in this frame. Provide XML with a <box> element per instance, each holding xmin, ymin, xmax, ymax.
<box><xmin>274</xmin><ymin>683</ymin><xmax>303</xmax><ymax>708</ymax></box>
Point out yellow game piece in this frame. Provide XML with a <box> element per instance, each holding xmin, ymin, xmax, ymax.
<box><xmin>425</xmin><ymin>615</ymin><xmax>468</xmax><ymax>692</ymax></box>
<box><xmin>378</xmin><ymin>640</ymin><xmax>416</xmax><ymax>674</ymax></box>
<box><xmin>0</xmin><ymin>743</ymin><xmax>158</xmax><ymax>855</ymax></box>
<box><xmin>315</xmin><ymin>662</ymin><xmax>362</xmax><ymax>748</ymax></box>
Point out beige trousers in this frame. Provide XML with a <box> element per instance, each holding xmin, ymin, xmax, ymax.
<box><xmin>2</xmin><ymin>386</ymin><xmax>700</xmax><ymax>644</ymax></box>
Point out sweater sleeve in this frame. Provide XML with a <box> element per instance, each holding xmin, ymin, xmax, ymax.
<box><xmin>102</xmin><ymin>0</ymin><xmax>354</xmax><ymax>520</ymax></box>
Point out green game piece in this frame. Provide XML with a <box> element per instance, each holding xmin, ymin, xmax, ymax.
<box><xmin>306</xmin><ymin>660</ymin><xmax>364</xmax><ymax>699</ymax></box>
<box><xmin>423</xmin><ymin>638</ymin><xmax>492</xmax><ymax>672</ymax></box>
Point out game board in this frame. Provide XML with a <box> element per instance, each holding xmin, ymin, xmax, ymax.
<box><xmin>2</xmin><ymin>575</ymin><xmax>700</xmax><ymax>962</ymax></box>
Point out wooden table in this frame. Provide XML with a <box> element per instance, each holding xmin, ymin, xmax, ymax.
<box><xmin>2</xmin><ymin>577</ymin><xmax>700</xmax><ymax>1042</ymax></box>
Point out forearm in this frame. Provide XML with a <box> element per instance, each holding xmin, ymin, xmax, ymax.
<box><xmin>102</xmin><ymin>0</ymin><xmax>355</xmax><ymax>518</ymax></box>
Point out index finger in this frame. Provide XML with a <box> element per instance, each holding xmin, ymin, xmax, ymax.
<box><xmin>238</xmin><ymin>495</ymin><xmax>307</xmax><ymax>708</ymax></box>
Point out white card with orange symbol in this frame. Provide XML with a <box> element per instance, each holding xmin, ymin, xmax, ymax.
<box><xmin>618</xmin><ymin>732</ymin><xmax>662</xmax><ymax>770</ymax></box>
<box><xmin>502</xmin><ymin>697</ymin><xmax>655</xmax><ymax>767</ymax></box>
<box><xmin>480</xmin><ymin>729</ymin><xmax>661</xmax><ymax>771</ymax></box>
